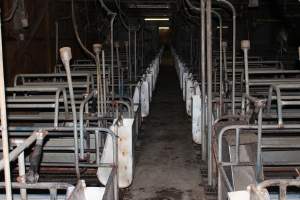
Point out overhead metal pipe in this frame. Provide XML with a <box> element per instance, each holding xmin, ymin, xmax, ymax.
<box><xmin>0</xmin><ymin>14</ymin><xmax>13</xmax><ymax>200</ymax></box>
<box><xmin>217</xmin><ymin>0</ymin><xmax>236</xmax><ymax>115</ymax></box>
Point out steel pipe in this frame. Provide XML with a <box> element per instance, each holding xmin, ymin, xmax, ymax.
<box><xmin>212</xmin><ymin>10</ymin><xmax>223</xmax><ymax>118</ymax></box>
<box><xmin>222</xmin><ymin>42</ymin><xmax>228</xmax><ymax>94</ymax></box>
<box><xmin>15</xmin><ymin>140</ymin><xmax>27</xmax><ymax>200</ymax></box>
<box><xmin>0</xmin><ymin>14</ymin><xmax>13</xmax><ymax>200</ymax></box>
<box><xmin>102</xmin><ymin>50</ymin><xmax>107</xmax><ymax>114</ymax></box>
<box><xmin>59</xmin><ymin>47</ymin><xmax>80</xmax><ymax>180</ymax></box>
<box><xmin>217</xmin><ymin>0</ymin><xmax>236</xmax><ymax>115</ymax></box>
<box><xmin>206</xmin><ymin>0</ymin><xmax>213</xmax><ymax>186</ymax></box>
<box><xmin>241</xmin><ymin>40</ymin><xmax>250</xmax><ymax>112</ymax></box>
<box><xmin>0</xmin><ymin>131</ymin><xmax>46</xmax><ymax>171</ymax></box>
<box><xmin>93</xmin><ymin>43</ymin><xmax>104</xmax><ymax>119</ymax></box>
<box><xmin>201</xmin><ymin>0</ymin><xmax>207</xmax><ymax>161</ymax></box>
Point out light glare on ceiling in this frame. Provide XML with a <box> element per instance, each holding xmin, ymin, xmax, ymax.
<box><xmin>159</xmin><ymin>27</ymin><xmax>170</xmax><ymax>30</ymax></box>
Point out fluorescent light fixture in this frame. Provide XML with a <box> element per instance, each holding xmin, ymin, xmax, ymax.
<box><xmin>159</xmin><ymin>27</ymin><xmax>170</xmax><ymax>30</ymax></box>
<box><xmin>144</xmin><ymin>18</ymin><xmax>170</xmax><ymax>21</ymax></box>
<box><xmin>129</xmin><ymin>4</ymin><xmax>170</xmax><ymax>9</ymax></box>
<box><xmin>217</xmin><ymin>26</ymin><xmax>229</xmax><ymax>29</ymax></box>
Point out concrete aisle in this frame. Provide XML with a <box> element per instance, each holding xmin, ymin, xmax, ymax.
<box><xmin>122</xmin><ymin>48</ymin><xmax>205</xmax><ymax>200</ymax></box>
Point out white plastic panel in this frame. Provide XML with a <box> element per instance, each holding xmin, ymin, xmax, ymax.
<box><xmin>182</xmin><ymin>72</ymin><xmax>188</xmax><ymax>101</ymax></box>
<box><xmin>186</xmin><ymin>76</ymin><xmax>193</xmax><ymax>116</ymax></box>
<box><xmin>133</xmin><ymin>83</ymin><xmax>141</xmax><ymax>112</ymax></box>
<box><xmin>192</xmin><ymin>84</ymin><xmax>202</xmax><ymax>144</ymax></box>
<box><xmin>98</xmin><ymin>118</ymin><xmax>134</xmax><ymax>188</ymax></box>
<box><xmin>140</xmin><ymin>80</ymin><xmax>150</xmax><ymax>117</ymax></box>
<box><xmin>66</xmin><ymin>184</ymin><xmax>105</xmax><ymax>200</ymax></box>
<box><xmin>146</xmin><ymin>72</ymin><xmax>153</xmax><ymax>101</ymax></box>
<box><xmin>228</xmin><ymin>191</ymin><xmax>250</xmax><ymax>200</ymax></box>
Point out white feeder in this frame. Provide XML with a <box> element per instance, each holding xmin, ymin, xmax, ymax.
<box><xmin>98</xmin><ymin>118</ymin><xmax>134</xmax><ymax>188</ymax></box>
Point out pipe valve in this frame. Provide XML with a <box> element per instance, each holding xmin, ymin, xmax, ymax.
<box><xmin>222</xmin><ymin>41</ymin><xmax>227</xmax><ymax>48</ymax></box>
<box><xmin>124</xmin><ymin>41</ymin><xmax>129</xmax><ymax>47</ymax></box>
<box><xmin>241</xmin><ymin>40</ymin><xmax>250</xmax><ymax>50</ymax></box>
<box><xmin>93</xmin><ymin>43</ymin><xmax>102</xmax><ymax>55</ymax></box>
<box><xmin>59</xmin><ymin>47</ymin><xmax>72</xmax><ymax>64</ymax></box>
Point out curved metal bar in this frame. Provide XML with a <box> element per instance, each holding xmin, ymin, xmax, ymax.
<box><xmin>79</xmin><ymin>90</ymin><xmax>97</xmax><ymax>159</ymax></box>
<box><xmin>60</xmin><ymin>47</ymin><xmax>80</xmax><ymax>180</ymax></box>
<box><xmin>217</xmin><ymin>0</ymin><xmax>236</xmax><ymax>115</ymax></box>
<box><xmin>71</xmin><ymin>0</ymin><xmax>95</xmax><ymax>59</ymax></box>
<box><xmin>185</xmin><ymin>0</ymin><xmax>200</xmax><ymax>11</ymax></box>
<box><xmin>98</xmin><ymin>0</ymin><xmax>118</xmax><ymax>100</ymax></box>
<box><xmin>3</xmin><ymin>0</ymin><xmax>20</xmax><ymax>22</ymax></box>
<box><xmin>267</xmin><ymin>84</ymin><xmax>283</xmax><ymax>127</ymax></box>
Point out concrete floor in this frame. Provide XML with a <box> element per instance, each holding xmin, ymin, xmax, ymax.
<box><xmin>122</xmin><ymin>48</ymin><xmax>205</xmax><ymax>200</ymax></box>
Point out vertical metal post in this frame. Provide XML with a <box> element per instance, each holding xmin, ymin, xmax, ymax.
<box><xmin>14</xmin><ymin>140</ymin><xmax>27</xmax><ymax>200</ymax></box>
<box><xmin>217</xmin><ymin>0</ymin><xmax>236</xmax><ymax>114</ymax></box>
<box><xmin>112</xmin><ymin>132</ymin><xmax>119</xmax><ymax>200</ymax></box>
<box><xmin>232</xmin><ymin>6</ymin><xmax>236</xmax><ymax>115</ymax></box>
<box><xmin>102</xmin><ymin>50</ymin><xmax>107</xmax><ymax>114</ymax></box>
<box><xmin>128</xmin><ymin>27</ymin><xmax>133</xmax><ymax>96</ymax></box>
<box><xmin>111</xmin><ymin>14</ymin><xmax>116</xmax><ymax>99</ymax></box>
<box><xmin>218</xmin><ymin>15</ymin><xmax>223</xmax><ymax>117</ymax></box>
<box><xmin>241</xmin><ymin>40</ymin><xmax>250</xmax><ymax>112</ymax></box>
<box><xmin>128</xmin><ymin>27</ymin><xmax>132</xmax><ymax>85</ymax></box>
<box><xmin>200</xmin><ymin>0</ymin><xmax>207</xmax><ymax>161</ymax></box>
<box><xmin>93</xmin><ymin>44</ymin><xmax>104</xmax><ymax>123</ymax></box>
<box><xmin>0</xmin><ymin>14</ymin><xmax>13</xmax><ymax>200</ymax></box>
<box><xmin>95</xmin><ymin>131</ymin><xmax>100</xmax><ymax>165</ymax></box>
<box><xmin>256</xmin><ymin>107</ymin><xmax>263</xmax><ymax>182</ymax></box>
<box><xmin>206</xmin><ymin>0</ymin><xmax>213</xmax><ymax>186</ymax></box>
<box><xmin>212</xmin><ymin>10</ymin><xmax>223</xmax><ymax>117</ymax></box>
<box><xmin>141</xmin><ymin>28</ymin><xmax>144</xmax><ymax>71</ymax></box>
<box><xmin>222</xmin><ymin>42</ymin><xmax>228</xmax><ymax>95</ymax></box>
<box><xmin>55</xmin><ymin>22</ymin><xmax>59</xmax><ymax>64</ymax></box>
<box><xmin>190</xmin><ymin>31</ymin><xmax>193</xmax><ymax>69</ymax></box>
<box><xmin>134</xmin><ymin>29</ymin><xmax>137</xmax><ymax>82</ymax></box>
<box><xmin>115</xmin><ymin>42</ymin><xmax>121</xmax><ymax>96</ymax></box>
